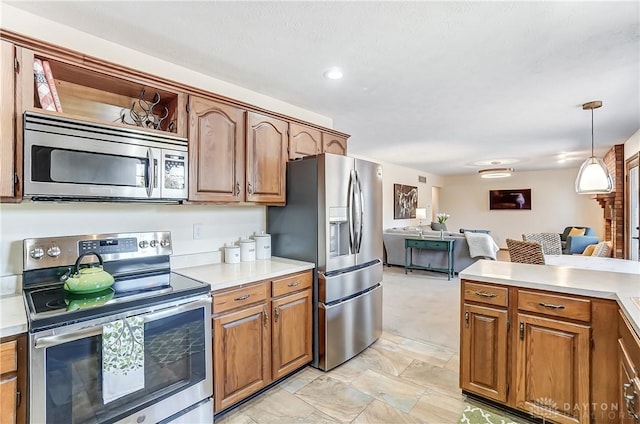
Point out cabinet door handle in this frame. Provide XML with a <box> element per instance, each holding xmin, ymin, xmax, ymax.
<box><xmin>287</xmin><ymin>281</ymin><xmax>300</xmax><ymax>287</ymax></box>
<box><xmin>539</xmin><ymin>302</ymin><xmax>565</xmax><ymax>310</ymax></box>
<box><xmin>247</xmin><ymin>182</ymin><xmax>254</xmax><ymax>195</ymax></box>
<box><xmin>519</xmin><ymin>322</ymin><xmax>524</xmax><ymax>340</ymax></box>
<box><xmin>263</xmin><ymin>308</ymin><xmax>268</xmax><ymax>327</ymax></box>
<box><xmin>234</xmin><ymin>294</ymin><xmax>250</xmax><ymax>301</ymax></box>
<box><xmin>464</xmin><ymin>311</ymin><xmax>469</xmax><ymax>328</ymax></box>
<box><xmin>274</xmin><ymin>306</ymin><xmax>280</xmax><ymax>323</ymax></box>
<box><xmin>475</xmin><ymin>290</ymin><xmax>497</xmax><ymax>298</ymax></box>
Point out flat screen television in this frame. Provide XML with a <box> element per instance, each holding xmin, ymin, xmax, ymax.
<box><xmin>489</xmin><ymin>189</ymin><xmax>531</xmax><ymax>210</ymax></box>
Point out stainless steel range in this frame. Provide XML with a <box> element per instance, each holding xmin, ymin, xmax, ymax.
<box><xmin>22</xmin><ymin>231</ymin><xmax>213</xmax><ymax>424</ymax></box>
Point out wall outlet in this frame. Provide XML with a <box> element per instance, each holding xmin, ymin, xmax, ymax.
<box><xmin>193</xmin><ymin>223</ymin><xmax>203</xmax><ymax>240</ymax></box>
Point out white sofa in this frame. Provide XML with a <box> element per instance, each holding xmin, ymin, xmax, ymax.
<box><xmin>382</xmin><ymin>226</ymin><xmax>483</xmax><ymax>274</ymax></box>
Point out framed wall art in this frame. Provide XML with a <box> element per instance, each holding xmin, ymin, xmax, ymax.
<box><xmin>394</xmin><ymin>184</ymin><xmax>418</xmax><ymax>219</ymax></box>
<box><xmin>489</xmin><ymin>189</ymin><xmax>532</xmax><ymax>210</ymax></box>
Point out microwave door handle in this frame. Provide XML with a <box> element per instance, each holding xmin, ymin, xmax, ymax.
<box><xmin>146</xmin><ymin>148</ymin><xmax>155</xmax><ymax>198</ymax></box>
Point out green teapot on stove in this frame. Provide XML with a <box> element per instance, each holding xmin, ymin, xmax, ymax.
<box><xmin>62</xmin><ymin>252</ymin><xmax>115</xmax><ymax>294</ymax></box>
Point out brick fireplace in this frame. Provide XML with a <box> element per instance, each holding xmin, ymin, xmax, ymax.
<box><xmin>595</xmin><ymin>144</ymin><xmax>624</xmax><ymax>258</ymax></box>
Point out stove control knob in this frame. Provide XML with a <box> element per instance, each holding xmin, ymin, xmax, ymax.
<box><xmin>47</xmin><ymin>245</ymin><xmax>61</xmax><ymax>258</ymax></box>
<box><xmin>139</xmin><ymin>240</ymin><xmax>149</xmax><ymax>249</ymax></box>
<box><xmin>30</xmin><ymin>246</ymin><xmax>45</xmax><ymax>260</ymax></box>
<box><xmin>160</xmin><ymin>239</ymin><xmax>171</xmax><ymax>248</ymax></box>
<box><xmin>149</xmin><ymin>240</ymin><xmax>158</xmax><ymax>248</ymax></box>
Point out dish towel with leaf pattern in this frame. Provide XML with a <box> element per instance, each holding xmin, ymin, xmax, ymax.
<box><xmin>102</xmin><ymin>316</ymin><xmax>145</xmax><ymax>404</ymax></box>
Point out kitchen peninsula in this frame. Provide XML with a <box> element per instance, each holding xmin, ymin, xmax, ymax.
<box><xmin>459</xmin><ymin>260</ymin><xmax>640</xmax><ymax>424</ymax></box>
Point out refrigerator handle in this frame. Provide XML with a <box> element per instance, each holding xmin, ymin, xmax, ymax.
<box><xmin>354</xmin><ymin>170</ymin><xmax>365</xmax><ymax>253</ymax></box>
<box><xmin>348</xmin><ymin>170</ymin><xmax>356</xmax><ymax>254</ymax></box>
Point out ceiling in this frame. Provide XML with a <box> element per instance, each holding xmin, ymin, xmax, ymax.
<box><xmin>5</xmin><ymin>1</ymin><xmax>640</xmax><ymax>176</ymax></box>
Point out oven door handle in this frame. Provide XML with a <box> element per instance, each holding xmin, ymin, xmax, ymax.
<box><xmin>34</xmin><ymin>296</ymin><xmax>211</xmax><ymax>349</ymax></box>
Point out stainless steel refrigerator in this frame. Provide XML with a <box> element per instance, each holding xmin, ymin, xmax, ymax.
<box><xmin>268</xmin><ymin>153</ymin><xmax>383</xmax><ymax>371</ymax></box>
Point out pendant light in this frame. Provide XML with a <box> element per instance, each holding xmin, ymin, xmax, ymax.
<box><xmin>575</xmin><ymin>101</ymin><xmax>613</xmax><ymax>194</ymax></box>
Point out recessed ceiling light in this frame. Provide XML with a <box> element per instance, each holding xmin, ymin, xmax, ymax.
<box><xmin>478</xmin><ymin>168</ymin><xmax>515</xmax><ymax>178</ymax></box>
<box><xmin>324</xmin><ymin>68</ymin><xmax>343</xmax><ymax>80</ymax></box>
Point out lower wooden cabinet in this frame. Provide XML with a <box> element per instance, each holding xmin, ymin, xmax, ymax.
<box><xmin>211</xmin><ymin>270</ymin><xmax>312</xmax><ymax>413</ymax></box>
<box><xmin>515</xmin><ymin>314</ymin><xmax>590</xmax><ymax>424</ymax></box>
<box><xmin>619</xmin><ymin>310</ymin><xmax>640</xmax><ymax>423</ymax></box>
<box><xmin>0</xmin><ymin>335</ymin><xmax>26</xmax><ymax>424</ymax></box>
<box><xmin>460</xmin><ymin>279</ymin><xmax>618</xmax><ymax>424</ymax></box>
<box><xmin>460</xmin><ymin>303</ymin><xmax>508</xmax><ymax>402</ymax></box>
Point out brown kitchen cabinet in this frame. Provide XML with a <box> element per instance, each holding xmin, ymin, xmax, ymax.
<box><xmin>246</xmin><ymin>111</ymin><xmax>288</xmax><ymax>204</ymax></box>
<box><xmin>188</xmin><ymin>97</ymin><xmax>287</xmax><ymax>204</ymax></box>
<box><xmin>211</xmin><ymin>270</ymin><xmax>313</xmax><ymax>414</ymax></box>
<box><xmin>289</xmin><ymin>122</ymin><xmax>321</xmax><ymax>160</ymax></box>
<box><xmin>0</xmin><ymin>335</ymin><xmax>27</xmax><ymax>424</ymax></box>
<box><xmin>322</xmin><ymin>132</ymin><xmax>347</xmax><ymax>156</ymax></box>
<box><xmin>0</xmin><ymin>40</ymin><xmax>20</xmax><ymax>200</ymax></box>
<box><xmin>460</xmin><ymin>280</ymin><xmax>617</xmax><ymax>424</ymax></box>
<box><xmin>188</xmin><ymin>96</ymin><xmax>245</xmax><ymax>203</ymax></box>
<box><xmin>271</xmin><ymin>272</ymin><xmax>312</xmax><ymax>380</ymax></box>
<box><xmin>460</xmin><ymin>281</ymin><xmax>509</xmax><ymax>402</ymax></box>
<box><xmin>619</xmin><ymin>309</ymin><xmax>640</xmax><ymax>423</ymax></box>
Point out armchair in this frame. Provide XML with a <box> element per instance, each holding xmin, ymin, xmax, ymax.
<box><xmin>560</xmin><ymin>226</ymin><xmax>599</xmax><ymax>254</ymax></box>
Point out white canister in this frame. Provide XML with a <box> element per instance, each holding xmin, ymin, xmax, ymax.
<box><xmin>239</xmin><ymin>238</ymin><xmax>256</xmax><ymax>262</ymax></box>
<box><xmin>253</xmin><ymin>231</ymin><xmax>271</xmax><ymax>260</ymax></box>
<box><xmin>224</xmin><ymin>243</ymin><xmax>240</xmax><ymax>264</ymax></box>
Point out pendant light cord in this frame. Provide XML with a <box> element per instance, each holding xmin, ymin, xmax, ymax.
<box><xmin>591</xmin><ymin>108</ymin><xmax>595</xmax><ymax>157</ymax></box>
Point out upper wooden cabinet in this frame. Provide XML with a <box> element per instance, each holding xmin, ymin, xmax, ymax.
<box><xmin>289</xmin><ymin>123</ymin><xmax>321</xmax><ymax>160</ymax></box>
<box><xmin>246</xmin><ymin>112</ymin><xmax>288</xmax><ymax>204</ymax></box>
<box><xmin>0</xmin><ymin>40</ymin><xmax>16</xmax><ymax>198</ymax></box>
<box><xmin>322</xmin><ymin>133</ymin><xmax>347</xmax><ymax>156</ymax></box>
<box><xmin>188</xmin><ymin>96</ymin><xmax>245</xmax><ymax>203</ymax></box>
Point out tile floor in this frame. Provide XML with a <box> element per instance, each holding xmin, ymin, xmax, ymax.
<box><xmin>215</xmin><ymin>265</ymin><xmax>530</xmax><ymax>424</ymax></box>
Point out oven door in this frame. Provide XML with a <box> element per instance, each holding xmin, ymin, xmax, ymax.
<box><xmin>29</xmin><ymin>296</ymin><xmax>212</xmax><ymax>424</ymax></box>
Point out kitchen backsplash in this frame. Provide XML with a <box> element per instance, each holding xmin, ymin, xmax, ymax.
<box><xmin>0</xmin><ymin>202</ymin><xmax>265</xmax><ymax>282</ymax></box>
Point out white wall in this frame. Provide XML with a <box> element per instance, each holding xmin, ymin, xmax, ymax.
<box><xmin>377</xmin><ymin>161</ymin><xmax>443</xmax><ymax>230</ymax></box>
<box><xmin>624</xmin><ymin>129</ymin><xmax>640</xmax><ymax>159</ymax></box>
<box><xmin>440</xmin><ymin>168</ymin><xmax>603</xmax><ymax>248</ymax></box>
<box><xmin>0</xmin><ymin>203</ymin><xmax>265</xmax><ymax>277</ymax></box>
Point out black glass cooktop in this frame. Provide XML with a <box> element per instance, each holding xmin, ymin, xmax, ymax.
<box><xmin>24</xmin><ymin>272</ymin><xmax>209</xmax><ymax>332</ymax></box>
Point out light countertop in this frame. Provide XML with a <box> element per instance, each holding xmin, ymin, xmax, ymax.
<box><xmin>0</xmin><ymin>295</ymin><xmax>28</xmax><ymax>339</ymax></box>
<box><xmin>460</xmin><ymin>259</ymin><xmax>640</xmax><ymax>335</ymax></box>
<box><xmin>172</xmin><ymin>256</ymin><xmax>315</xmax><ymax>292</ymax></box>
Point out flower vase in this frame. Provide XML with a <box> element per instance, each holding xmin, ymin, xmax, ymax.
<box><xmin>439</xmin><ymin>229</ymin><xmax>444</xmax><ymax>239</ymax></box>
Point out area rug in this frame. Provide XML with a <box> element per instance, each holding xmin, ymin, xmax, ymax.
<box><xmin>459</xmin><ymin>404</ymin><xmax>521</xmax><ymax>424</ymax></box>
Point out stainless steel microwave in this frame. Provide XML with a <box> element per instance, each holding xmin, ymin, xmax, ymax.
<box><xmin>23</xmin><ymin>112</ymin><xmax>188</xmax><ymax>202</ymax></box>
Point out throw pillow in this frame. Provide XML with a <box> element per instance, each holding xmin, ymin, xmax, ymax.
<box><xmin>582</xmin><ymin>244</ymin><xmax>597</xmax><ymax>256</ymax></box>
<box><xmin>568</xmin><ymin>227</ymin><xmax>586</xmax><ymax>237</ymax></box>
<box><xmin>431</xmin><ymin>222</ymin><xmax>447</xmax><ymax>231</ymax></box>
<box><xmin>591</xmin><ymin>241</ymin><xmax>612</xmax><ymax>257</ymax></box>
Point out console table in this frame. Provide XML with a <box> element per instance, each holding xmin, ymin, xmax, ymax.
<box><xmin>404</xmin><ymin>238</ymin><xmax>456</xmax><ymax>280</ymax></box>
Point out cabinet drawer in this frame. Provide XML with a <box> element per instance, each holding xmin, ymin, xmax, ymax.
<box><xmin>272</xmin><ymin>271</ymin><xmax>312</xmax><ymax>298</ymax></box>
<box><xmin>518</xmin><ymin>290</ymin><xmax>591</xmax><ymax>322</ymax></box>
<box><xmin>463</xmin><ymin>281</ymin><xmax>508</xmax><ymax>307</ymax></box>
<box><xmin>212</xmin><ymin>282</ymin><xmax>268</xmax><ymax>314</ymax></box>
<box><xmin>0</xmin><ymin>340</ymin><xmax>16</xmax><ymax>375</ymax></box>
<box><xmin>406</xmin><ymin>239</ymin><xmax>449</xmax><ymax>250</ymax></box>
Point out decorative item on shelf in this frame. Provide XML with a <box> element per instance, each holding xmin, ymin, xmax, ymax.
<box><xmin>436</xmin><ymin>212</ymin><xmax>449</xmax><ymax>239</ymax></box>
<box><xmin>33</xmin><ymin>58</ymin><xmax>57</xmax><ymax>112</ymax></box>
<box><xmin>575</xmin><ymin>100</ymin><xmax>613</xmax><ymax>194</ymax></box>
<box><xmin>478</xmin><ymin>168</ymin><xmax>515</xmax><ymax>178</ymax></box>
<box><xmin>117</xmin><ymin>89</ymin><xmax>169</xmax><ymax>131</ymax></box>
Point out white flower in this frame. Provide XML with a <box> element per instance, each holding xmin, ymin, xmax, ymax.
<box><xmin>436</xmin><ymin>213</ymin><xmax>450</xmax><ymax>224</ymax></box>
